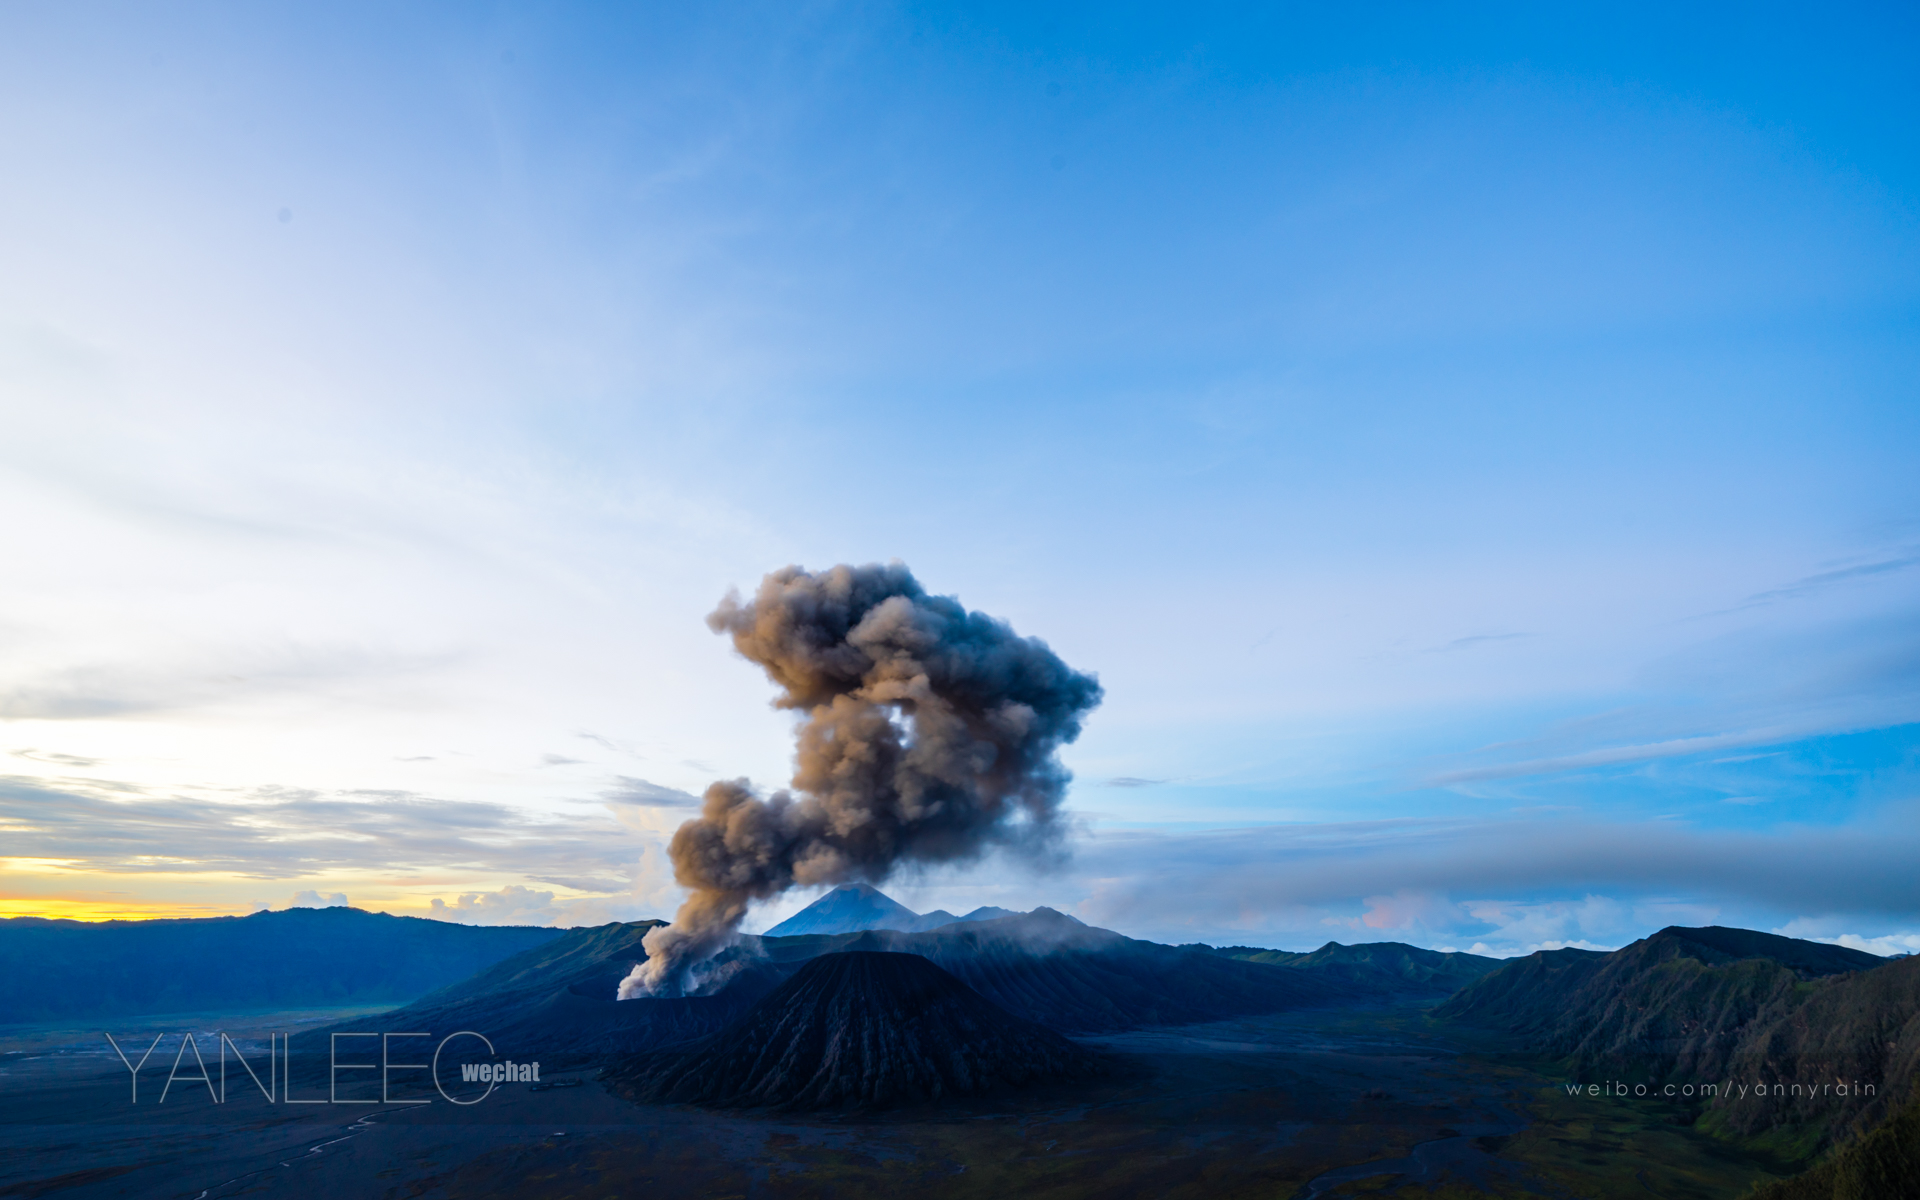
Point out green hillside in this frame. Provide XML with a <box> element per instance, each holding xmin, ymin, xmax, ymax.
<box><xmin>1436</xmin><ymin>926</ymin><xmax>1916</xmax><ymax>1172</ymax></box>
<box><xmin>1753</xmin><ymin>1082</ymin><xmax>1920</xmax><ymax>1200</ymax></box>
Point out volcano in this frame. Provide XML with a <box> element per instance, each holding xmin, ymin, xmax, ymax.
<box><xmin>759</xmin><ymin>883</ymin><xmax>1019</xmax><ymax>935</ymax></box>
<box><xmin>608</xmin><ymin>951</ymin><xmax>1105</xmax><ymax>1110</ymax></box>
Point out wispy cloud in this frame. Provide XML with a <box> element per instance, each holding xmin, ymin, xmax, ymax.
<box><xmin>604</xmin><ymin>776</ymin><xmax>700</xmax><ymax>808</ymax></box>
<box><xmin>1682</xmin><ymin>547</ymin><xmax>1920</xmax><ymax>622</ymax></box>
<box><xmin>0</xmin><ymin>646</ymin><xmax>460</xmax><ymax>720</ymax></box>
<box><xmin>1424</xmin><ymin>727</ymin><xmax>1801</xmax><ymax>786</ymax></box>
<box><xmin>600</xmin><ymin>776</ymin><xmax>703</xmax><ymax>840</ymax></box>
<box><xmin>1739</xmin><ymin>549</ymin><xmax>1920</xmax><ymax>609</ymax></box>
<box><xmin>10</xmin><ymin>749</ymin><xmax>100</xmax><ymax>767</ymax></box>
<box><xmin>428</xmin><ymin>883</ymin><xmax>646</xmax><ymax>927</ymax></box>
<box><xmin>1430</xmin><ymin>632</ymin><xmax>1532</xmax><ymax>653</ymax></box>
<box><xmin>0</xmin><ymin>774</ymin><xmax>648</xmax><ymax>882</ymax></box>
<box><xmin>287</xmin><ymin>889</ymin><xmax>348</xmax><ymax>907</ymax></box>
<box><xmin>1069</xmin><ymin>803</ymin><xmax>1920</xmax><ymax>949</ymax></box>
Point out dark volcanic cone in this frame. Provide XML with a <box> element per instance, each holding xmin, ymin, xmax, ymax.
<box><xmin>608</xmin><ymin>951</ymin><xmax>1105</xmax><ymax>1110</ymax></box>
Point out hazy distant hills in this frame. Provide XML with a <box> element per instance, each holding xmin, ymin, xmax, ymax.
<box><xmin>338</xmin><ymin>906</ymin><xmax>1448</xmax><ymax>1063</ymax></box>
<box><xmin>0</xmin><ymin>908</ymin><xmax>562</xmax><ymax>1024</ymax></box>
<box><xmin>798</xmin><ymin>909</ymin><xmax>1376</xmax><ymax>1033</ymax></box>
<box><xmin>760</xmin><ymin>883</ymin><xmax>1017</xmax><ymax>936</ymax></box>
<box><xmin>1437</xmin><ymin>925</ymin><xmax>1916</xmax><ymax>1162</ymax></box>
<box><xmin>1210</xmin><ymin>941</ymin><xmax>1501</xmax><ymax>994</ymax></box>
<box><xmin>4</xmin><ymin>885</ymin><xmax>1486</xmax><ymax>1039</ymax></box>
<box><xmin>608</xmin><ymin>951</ymin><xmax>1105</xmax><ymax>1110</ymax></box>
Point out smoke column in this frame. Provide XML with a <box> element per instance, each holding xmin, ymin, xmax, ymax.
<box><xmin>619</xmin><ymin>563</ymin><xmax>1103</xmax><ymax>998</ymax></box>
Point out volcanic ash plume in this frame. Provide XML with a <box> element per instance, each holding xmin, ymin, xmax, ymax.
<box><xmin>619</xmin><ymin>563</ymin><xmax>1103</xmax><ymax>998</ymax></box>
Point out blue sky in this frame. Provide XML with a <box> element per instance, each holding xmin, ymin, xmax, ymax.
<box><xmin>1</xmin><ymin>2</ymin><xmax>1915</xmax><ymax>954</ymax></box>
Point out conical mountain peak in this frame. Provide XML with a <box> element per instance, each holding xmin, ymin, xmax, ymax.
<box><xmin>609</xmin><ymin>951</ymin><xmax>1105</xmax><ymax>1109</ymax></box>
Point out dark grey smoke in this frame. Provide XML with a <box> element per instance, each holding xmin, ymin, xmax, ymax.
<box><xmin>619</xmin><ymin>563</ymin><xmax>1102</xmax><ymax>997</ymax></box>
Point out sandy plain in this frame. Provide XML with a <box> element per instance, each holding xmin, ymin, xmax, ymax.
<box><xmin>0</xmin><ymin>1005</ymin><xmax>1794</xmax><ymax>1199</ymax></box>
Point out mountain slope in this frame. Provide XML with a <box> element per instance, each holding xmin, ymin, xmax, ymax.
<box><xmin>1701</xmin><ymin>954</ymin><xmax>1920</xmax><ymax>1151</ymax></box>
<box><xmin>957</xmin><ymin>905</ymin><xmax>1018</xmax><ymax>922</ymax></box>
<box><xmin>1212</xmin><ymin>941</ymin><xmax>1501</xmax><ymax>994</ymax></box>
<box><xmin>608</xmin><ymin>951</ymin><xmax>1105</xmax><ymax>1109</ymax></box>
<box><xmin>1435</xmin><ymin>927</ymin><xmax>1882</xmax><ymax>1068</ymax></box>
<box><xmin>0</xmin><ymin>908</ymin><xmax>564</xmax><ymax>1023</ymax></box>
<box><xmin>1430</xmin><ymin>946</ymin><xmax>1610</xmax><ymax>1032</ymax></box>
<box><xmin>321</xmin><ymin>920</ymin><xmax>789</xmax><ymax>1063</ymax></box>
<box><xmin>1753</xmin><ymin>1081</ymin><xmax>1920</xmax><ymax>1200</ymax></box>
<box><xmin>769</xmin><ymin>909</ymin><xmax>1366</xmax><ymax>1034</ymax></box>
<box><xmin>1437</xmin><ymin>926</ymin><xmax>1913</xmax><ymax>1160</ymax></box>
<box><xmin>760</xmin><ymin>884</ymin><xmax>1012</xmax><ymax>936</ymax></box>
<box><xmin>332</xmin><ymin>907</ymin><xmax>1419</xmax><ymax>1062</ymax></box>
<box><xmin>409</xmin><ymin>919</ymin><xmax>667</xmax><ymax>1006</ymax></box>
<box><xmin>762</xmin><ymin>884</ymin><xmax>931</xmax><ymax>936</ymax></box>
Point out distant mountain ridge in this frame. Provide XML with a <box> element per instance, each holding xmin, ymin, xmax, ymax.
<box><xmin>335</xmin><ymin>905</ymin><xmax>1449</xmax><ymax>1063</ymax></box>
<box><xmin>794</xmin><ymin>908</ymin><xmax>1366</xmax><ymax>1034</ymax></box>
<box><xmin>0</xmin><ymin>908</ymin><xmax>564</xmax><ymax>1024</ymax></box>
<box><xmin>1436</xmin><ymin>926</ymin><xmax>1882</xmax><ymax>1041</ymax></box>
<box><xmin>1207</xmin><ymin>940</ymin><xmax>1501</xmax><ymax>993</ymax></box>
<box><xmin>761</xmin><ymin>884</ymin><xmax>1017</xmax><ymax>936</ymax></box>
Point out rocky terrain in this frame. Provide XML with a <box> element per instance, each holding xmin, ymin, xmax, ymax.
<box><xmin>332</xmin><ymin>905</ymin><xmax>1444</xmax><ymax>1065</ymax></box>
<box><xmin>608</xmin><ymin>950</ymin><xmax>1106</xmax><ymax>1109</ymax></box>
<box><xmin>1438</xmin><ymin>925</ymin><xmax>1918</xmax><ymax>1174</ymax></box>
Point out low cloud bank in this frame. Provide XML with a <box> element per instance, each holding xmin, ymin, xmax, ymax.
<box><xmin>0</xmin><ymin>771</ymin><xmax>683</xmax><ymax>925</ymax></box>
<box><xmin>1066</xmin><ymin>804</ymin><xmax>1920</xmax><ymax>955</ymax></box>
<box><xmin>10</xmin><ymin>769</ymin><xmax>1916</xmax><ymax>954</ymax></box>
<box><xmin>428</xmin><ymin>884</ymin><xmax>652</xmax><ymax>927</ymax></box>
<box><xmin>0</xmin><ymin>773</ymin><xmax>652</xmax><ymax>882</ymax></box>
